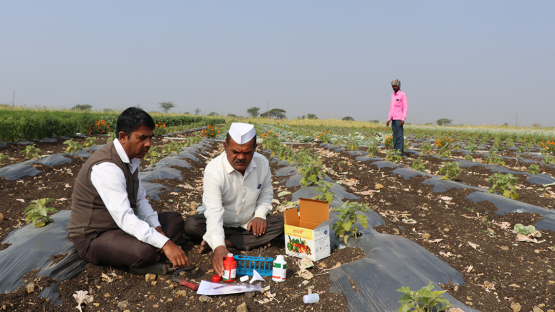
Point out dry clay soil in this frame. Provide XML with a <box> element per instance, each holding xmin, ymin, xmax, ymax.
<box><xmin>1</xmin><ymin>133</ymin><xmax>555</xmax><ymax>311</ymax></box>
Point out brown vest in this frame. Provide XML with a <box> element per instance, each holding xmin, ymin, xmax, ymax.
<box><xmin>67</xmin><ymin>141</ymin><xmax>139</xmax><ymax>238</ymax></box>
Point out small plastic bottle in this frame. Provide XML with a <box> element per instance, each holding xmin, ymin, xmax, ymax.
<box><xmin>272</xmin><ymin>255</ymin><xmax>287</xmax><ymax>282</ymax></box>
<box><xmin>222</xmin><ymin>253</ymin><xmax>236</xmax><ymax>282</ymax></box>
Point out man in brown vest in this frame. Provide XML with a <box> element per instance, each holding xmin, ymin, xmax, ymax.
<box><xmin>68</xmin><ymin>107</ymin><xmax>189</xmax><ymax>275</ymax></box>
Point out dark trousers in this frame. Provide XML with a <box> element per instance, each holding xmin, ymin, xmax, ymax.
<box><xmin>392</xmin><ymin>120</ymin><xmax>404</xmax><ymax>156</ymax></box>
<box><xmin>73</xmin><ymin>212</ymin><xmax>184</xmax><ymax>268</ymax></box>
<box><xmin>184</xmin><ymin>214</ymin><xmax>284</xmax><ymax>251</ymax></box>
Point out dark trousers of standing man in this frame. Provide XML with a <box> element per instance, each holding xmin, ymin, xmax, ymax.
<box><xmin>184</xmin><ymin>214</ymin><xmax>284</xmax><ymax>251</ymax></box>
<box><xmin>392</xmin><ymin>120</ymin><xmax>404</xmax><ymax>156</ymax></box>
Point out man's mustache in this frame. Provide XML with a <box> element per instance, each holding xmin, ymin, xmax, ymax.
<box><xmin>234</xmin><ymin>159</ymin><xmax>247</xmax><ymax>164</ymax></box>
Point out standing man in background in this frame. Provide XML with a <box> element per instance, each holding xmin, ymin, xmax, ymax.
<box><xmin>386</xmin><ymin>79</ymin><xmax>408</xmax><ymax>156</ymax></box>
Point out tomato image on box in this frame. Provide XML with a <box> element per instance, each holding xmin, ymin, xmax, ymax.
<box><xmin>283</xmin><ymin>198</ymin><xmax>331</xmax><ymax>261</ymax></box>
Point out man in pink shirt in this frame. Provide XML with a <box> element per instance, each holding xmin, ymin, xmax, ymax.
<box><xmin>385</xmin><ymin>79</ymin><xmax>407</xmax><ymax>156</ymax></box>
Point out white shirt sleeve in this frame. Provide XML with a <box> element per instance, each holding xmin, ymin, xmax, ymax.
<box><xmin>253</xmin><ymin>164</ymin><xmax>273</xmax><ymax>219</ymax></box>
<box><xmin>90</xmin><ymin>162</ymin><xmax>169</xmax><ymax>249</ymax></box>
<box><xmin>201</xmin><ymin>170</ymin><xmax>227</xmax><ymax>251</ymax></box>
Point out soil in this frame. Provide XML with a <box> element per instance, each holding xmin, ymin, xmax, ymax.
<box><xmin>2</xmin><ymin>134</ymin><xmax>555</xmax><ymax>311</ymax></box>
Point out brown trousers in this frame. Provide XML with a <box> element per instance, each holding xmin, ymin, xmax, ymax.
<box><xmin>184</xmin><ymin>214</ymin><xmax>284</xmax><ymax>251</ymax></box>
<box><xmin>73</xmin><ymin>212</ymin><xmax>184</xmax><ymax>268</ymax></box>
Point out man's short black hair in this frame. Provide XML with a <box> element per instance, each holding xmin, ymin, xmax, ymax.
<box><xmin>116</xmin><ymin>107</ymin><xmax>155</xmax><ymax>137</ymax></box>
<box><xmin>225</xmin><ymin>132</ymin><xmax>257</xmax><ymax>149</ymax></box>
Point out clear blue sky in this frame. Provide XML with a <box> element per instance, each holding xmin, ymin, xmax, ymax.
<box><xmin>1</xmin><ymin>1</ymin><xmax>553</xmax><ymax>126</ymax></box>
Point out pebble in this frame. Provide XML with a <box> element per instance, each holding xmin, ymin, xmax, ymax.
<box><xmin>104</xmin><ymin>293</ymin><xmax>110</xmax><ymax>297</ymax></box>
<box><xmin>374</xmin><ymin>183</ymin><xmax>384</xmax><ymax>190</ymax></box>
<box><xmin>176</xmin><ymin>290</ymin><xmax>187</xmax><ymax>297</ymax></box>
<box><xmin>500</xmin><ymin>246</ymin><xmax>509</xmax><ymax>251</ymax></box>
<box><xmin>26</xmin><ymin>282</ymin><xmax>35</xmax><ymax>294</ymax></box>
<box><xmin>511</xmin><ymin>302</ymin><xmax>521</xmax><ymax>312</ymax></box>
<box><xmin>548</xmin><ymin>269</ymin><xmax>553</xmax><ymax>274</ymax></box>
<box><xmin>145</xmin><ymin>274</ymin><xmax>157</xmax><ymax>282</ymax></box>
<box><xmin>199</xmin><ymin>295</ymin><xmax>213</xmax><ymax>303</ymax></box>
<box><xmin>422</xmin><ymin>233</ymin><xmax>430</xmax><ymax>239</ymax></box>
<box><xmin>533</xmin><ymin>307</ymin><xmax>544</xmax><ymax>312</ymax></box>
<box><xmin>237</xmin><ymin>302</ymin><xmax>248</xmax><ymax>312</ymax></box>
<box><xmin>0</xmin><ymin>213</ymin><xmax>4</xmax><ymax>220</ymax></box>
<box><xmin>118</xmin><ymin>300</ymin><xmax>128</xmax><ymax>309</ymax></box>
<box><xmin>245</xmin><ymin>292</ymin><xmax>256</xmax><ymax>299</ymax></box>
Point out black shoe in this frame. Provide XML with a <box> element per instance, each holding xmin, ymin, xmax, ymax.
<box><xmin>129</xmin><ymin>262</ymin><xmax>168</xmax><ymax>275</ymax></box>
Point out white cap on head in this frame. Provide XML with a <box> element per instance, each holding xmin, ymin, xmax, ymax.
<box><xmin>228</xmin><ymin>123</ymin><xmax>256</xmax><ymax>145</ymax></box>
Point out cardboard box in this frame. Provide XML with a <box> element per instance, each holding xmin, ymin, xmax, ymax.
<box><xmin>284</xmin><ymin>198</ymin><xmax>330</xmax><ymax>261</ymax></box>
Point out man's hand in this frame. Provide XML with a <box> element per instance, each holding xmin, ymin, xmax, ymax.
<box><xmin>386</xmin><ymin>121</ymin><xmax>390</xmax><ymax>127</ymax></box>
<box><xmin>247</xmin><ymin>217</ymin><xmax>267</xmax><ymax>237</ymax></box>
<box><xmin>213</xmin><ymin>246</ymin><xmax>230</xmax><ymax>276</ymax></box>
<box><xmin>400</xmin><ymin>120</ymin><xmax>404</xmax><ymax>126</ymax></box>
<box><xmin>162</xmin><ymin>240</ymin><xmax>189</xmax><ymax>268</ymax></box>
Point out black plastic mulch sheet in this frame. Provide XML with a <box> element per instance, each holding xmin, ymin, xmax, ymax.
<box><xmin>327</xmin><ymin>222</ymin><xmax>479</xmax><ymax>312</ymax></box>
<box><xmin>423</xmin><ymin>177</ymin><xmax>488</xmax><ymax>193</ymax></box>
<box><xmin>0</xmin><ymin>210</ymin><xmax>87</xmax><ymax>305</ymax></box>
<box><xmin>465</xmin><ymin>192</ymin><xmax>555</xmax><ymax>231</ymax></box>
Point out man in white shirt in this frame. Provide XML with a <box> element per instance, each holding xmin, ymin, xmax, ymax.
<box><xmin>68</xmin><ymin>107</ymin><xmax>189</xmax><ymax>275</ymax></box>
<box><xmin>184</xmin><ymin>123</ymin><xmax>284</xmax><ymax>276</ymax></box>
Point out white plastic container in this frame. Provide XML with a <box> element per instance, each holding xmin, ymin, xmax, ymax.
<box><xmin>303</xmin><ymin>293</ymin><xmax>319</xmax><ymax>304</ymax></box>
<box><xmin>272</xmin><ymin>255</ymin><xmax>287</xmax><ymax>282</ymax></box>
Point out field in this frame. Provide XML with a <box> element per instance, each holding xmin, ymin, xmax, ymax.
<box><xmin>1</xmin><ymin>111</ymin><xmax>555</xmax><ymax>311</ymax></box>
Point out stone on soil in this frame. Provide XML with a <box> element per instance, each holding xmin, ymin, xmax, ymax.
<box><xmin>237</xmin><ymin>302</ymin><xmax>248</xmax><ymax>312</ymax></box>
<box><xmin>26</xmin><ymin>282</ymin><xmax>35</xmax><ymax>294</ymax></box>
<box><xmin>118</xmin><ymin>300</ymin><xmax>128</xmax><ymax>309</ymax></box>
<box><xmin>145</xmin><ymin>273</ymin><xmax>156</xmax><ymax>282</ymax></box>
<box><xmin>199</xmin><ymin>295</ymin><xmax>212</xmax><ymax>303</ymax></box>
<box><xmin>511</xmin><ymin>302</ymin><xmax>521</xmax><ymax>312</ymax></box>
<box><xmin>374</xmin><ymin>183</ymin><xmax>384</xmax><ymax>190</ymax></box>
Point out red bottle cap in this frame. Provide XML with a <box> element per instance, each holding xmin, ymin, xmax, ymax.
<box><xmin>212</xmin><ymin>275</ymin><xmax>221</xmax><ymax>282</ymax></box>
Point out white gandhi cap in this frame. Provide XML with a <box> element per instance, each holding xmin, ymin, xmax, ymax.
<box><xmin>228</xmin><ymin>123</ymin><xmax>256</xmax><ymax>145</ymax></box>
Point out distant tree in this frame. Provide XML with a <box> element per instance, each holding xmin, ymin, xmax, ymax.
<box><xmin>298</xmin><ymin>115</ymin><xmax>306</xmax><ymax>119</ymax></box>
<box><xmin>194</xmin><ymin>108</ymin><xmax>201</xmax><ymax>115</ymax></box>
<box><xmin>227</xmin><ymin>114</ymin><xmax>237</xmax><ymax>117</ymax></box>
<box><xmin>306</xmin><ymin>113</ymin><xmax>318</xmax><ymax>119</ymax></box>
<box><xmin>369</xmin><ymin>120</ymin><xmax>379</xmax><ymax>124</ymax></box>
<box><xmin>425</xmin><ymin>122</ymin><xmax>434</xmax><ymax>125</ymax></box>
<box><xmin>207</xmin><ymin>112</ymin><xmax>218</xmax><ymax>116</ymax></box>
<box><xmin>502</xmin><ymin>123</ymin><xmax>509</xmax><ymax>126</ymax></box>
<box><xmin>72</xmin><ymin>104</ymin><xmax>92</xmax><ymax>111</ymax></box>
<box><xmin>158</xmin><ymin>101</ymin><xmax>175</xmax><ymax>113</ymax></box>
<box><xmin>103</xmin><ymin>108</ymin><xmax>116</xmax><ymax>113</ymax></box>
<box><xmin>531</xmin><ymin>122</ymin><xmax>543</xmax><ymax>128</ymax></box>
<box><xmin>247</xmin><ymin>107</ymin><xmax>260</xmax><ymax>118</ymax></box>
<box><xmin>184</xmin><ymin>112</ymin><xmax>190</xmax><ymax>115</ymax></box>
<box><xmin>436</xmin><ymin>118</ymin><xmax>452</xmax><ymax>126</ymax></box>
<box><xmin>342</xmin><ymin>116</ymin><xmax>354</xmax><ymax>121</ymax></box>
<box><xmin>260</xmin><ymin>108</ymin><xmax>287</xmax><ymax>119</ymax></box>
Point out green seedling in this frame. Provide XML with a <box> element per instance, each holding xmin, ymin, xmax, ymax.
<box><xmin>385</xmin><ymin>149</ymin><xmax>402</xmax><ymax>164</ymax></box>
<box><xmin>528</xmin><ymin>163</ymin><xmax>540</xmax><ymax>175</ymax></box>
<box><xmin>298</xmin><ymin>158</ymin><xmax>324</xmax><ymax>187</ymax></box>
<box><xmin>487</xmin><ymin>173</ymin><xmax>519</xmax><ymax>199</ymax></box>
<box><xmin>82</xmin><ymin>137</ymin><xmax>95</xmax><ymax>148</ymax></box>
<box><xmin>438</xmin><ymin>162</ymin><xmax>464</xmax><ymax>181</ymax></box>
<box><xmin>438</xmin><ymin>147</ymin><xmax>451</xmax><ymax>159</ymax></box>
<box><xmin>63</xmin><ymin>139</ymin><xmax>83</xmax><ymax>153</ymax></box>
<box><xmin>21</xmin><ymin>144</ymin><xmax>42</xmax><ymax>160</ymax></box>
<box><xmin>313</xmin><ymin>180</ymin><xmax>334</xmax><ymax>203</ymax></box>
<box><xmin>420</xmin><ymin>142</ymin><xmax>433</xmax><ymax>155</ymax></box>
<box><xmin>544</xmin><ymin>154</ymin><xmax>555</xmax><ymax>165</ymax></box>
<box><xmin>464</xmin><ymin>154</ymin><xmax>474</xmax><ymax>161</ymax></box>
<box><xmin>366</xmin><ymin>142</ymin><xmax>378</xmax><ymax>157</ymax></box>
<box><xmin>332</xmin><ymin>201</ymin><xmax>370</xmax><ymax>245</ymax></box>
<box><xmin>0</xmin><ymin>153</ymin><xmax>9</xmax><ymax>165</ymax></box>
<box><xmin>486</xmin><ymin>151</ymin><xmax>505</xmax><ymax>166</ymax></box>
<box><xmin>463</xmin><ymin>206</ymin><xmax>475</xmax><ymax>212</ymax></box>
<box><xmin>465</xmin><ymin>143</ymin><xmax>478</xmax><ymax>153</ymax></box>
<box><xmin>344</xmin><ymin>139</ymin><xmax>359</xmax><ymax>151</ymax></box>
<box><xmin>24</xmin><ymin>198</ymin><xmax>58</xmax><ymax>228</ymax></box>
<box><xmin>397</xmin><ymin>282</ymin><xmax>451</xmax><ymax>312</ymax></box>
<box><xmin>145</xmin><ymin>146</ymin><xmax>163</xmax><ymax>166</ymax></box>
<box><xmin>411</xmin><ymin>157</ymin><xmax>425</xmax><ymax>172</ymax></box>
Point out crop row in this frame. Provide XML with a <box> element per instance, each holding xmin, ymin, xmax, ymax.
<box><xmin>0</xmin><ymin>110</ymin><xmax>224</xmax><ymax>142</ymax></box>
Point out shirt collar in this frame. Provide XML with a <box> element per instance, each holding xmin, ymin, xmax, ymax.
<box><xmin>222</xmin><ymin>151</ymin><xmax>257</xmax><ymax>175</ymax></box>
<box><xmin>114</xmin><ymin>139</ymin><xmax>140</xmax><ymax>173</ymax></box>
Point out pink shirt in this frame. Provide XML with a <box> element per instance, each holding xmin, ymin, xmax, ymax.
<box><xmin>388</xmin><ymin>90</ymin><xmax>408</xmax><ymax>121</ymax></box>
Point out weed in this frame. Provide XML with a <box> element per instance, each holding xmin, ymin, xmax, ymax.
<box><xmin>0</xmin><ymin>153</ymin><xmax>9</xmax><ymax>166</ymax></box>
<box><xmin>463</xmin><ymin>206</ymin><xmax>475</xmax><ymax>212</ymax></box>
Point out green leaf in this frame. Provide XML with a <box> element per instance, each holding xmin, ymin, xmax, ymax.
<box><xmin>342</xmin><ymin>220</ymin><xmax>352</xmax><ymax>232</ymax></box>
<box><xmin>343</xmin><ymin>235</ymin><xmax>349</xmax><ymax>245</ymax></box>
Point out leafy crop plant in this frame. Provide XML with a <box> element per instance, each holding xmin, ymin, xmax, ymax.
<box><xmin>397</xmin><ymin>282</ymin><xmax>451</xmax><ymax>312</ymax></box>
<box><xmin>24</xmin><ymin>198</ymin><xmax>58</xmax><ymax>228</ymax></box>
<box><xmin>332</xmin><ymin>201</ymin><xmax>370</xmax><ymax>245</ymax></box>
